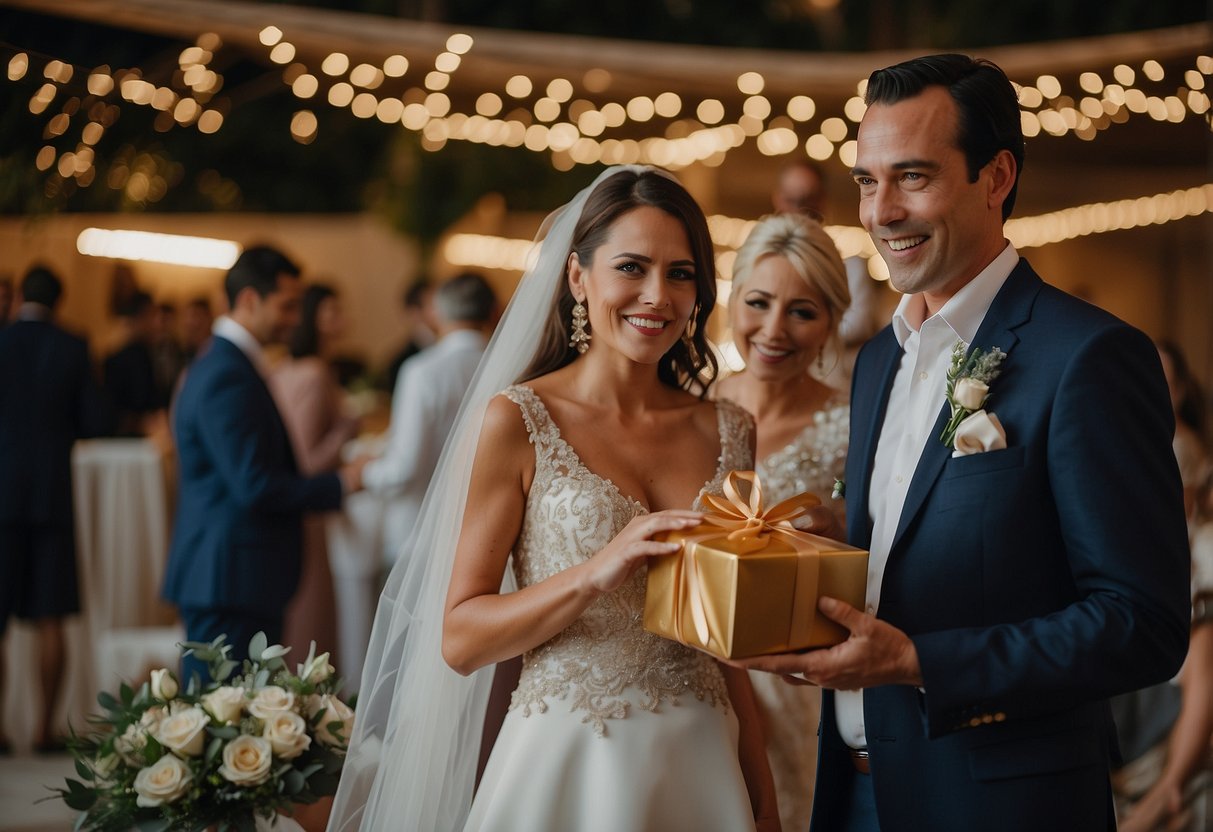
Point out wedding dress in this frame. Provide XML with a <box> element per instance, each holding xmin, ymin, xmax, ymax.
<box><xmin>462</xmin><ymin>385</ymin><xmax>758</xmax><ymax>832</ymax></box>
<box><xmin>749</xmin><ymin>391</ymin><xmax>849</xmax><ymax>832</ymax></box>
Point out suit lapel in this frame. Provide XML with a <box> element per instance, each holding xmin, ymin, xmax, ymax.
<box><xmin>213</xmin><ymin>337</ymin><xmax>299</xmax><ymax>474</ymax></box>
<box><xmin>889</xmin><ymin>261</ymin><xmax>1039</xmax><ymax>550</ymax></box>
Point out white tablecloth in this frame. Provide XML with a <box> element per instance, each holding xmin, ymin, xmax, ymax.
<box><xmin>2</xmin><ymin>439</ymin><xmax>181</xmax><ymax>750</ymax></box>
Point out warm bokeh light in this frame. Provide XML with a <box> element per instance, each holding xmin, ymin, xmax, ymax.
<box><xmin>77</xmin><ymin>228</ymin><xmax>241</xmax><ymax>269</ymax></box>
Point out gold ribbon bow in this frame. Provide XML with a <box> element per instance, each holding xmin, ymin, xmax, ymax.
<box><xmin>669</xmin><ymin>471</ymin><xmax>823</xmax><ymax>651</ymax></box>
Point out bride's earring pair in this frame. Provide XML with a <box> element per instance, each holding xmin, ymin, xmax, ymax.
<box><xmin>569</xmin><ymin>301</ymin><xmax>591</xmax><ymax>354</ymax></box>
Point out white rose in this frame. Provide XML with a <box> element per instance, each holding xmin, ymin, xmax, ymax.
<box><xmin>218</xmin><ymin>735</ymin><xmax>273</xmax><ymax>786</ymax></box>
<box><xmin>93</xmin><ymin>753</ymin><xmax>121</xmax><ymax>782</ymax></box>
<box><xmin>133</xmin><ymin>754</ymin><xmax>193</xmax><ymax>807</ymax></box>
<box><xmin>140</xmin><ymin>705</ymin><xmax>167</xmax><ymax>734</ymax></box>
<box><xmin>202</xmin><ymin>686</ymin><xmax>247</xmax><ymax>725</ymax></box>
<box><xmin>115</xmin><ymin>722</ymin><xmax>150</xmax><ymax>766</ymax></box>
<box><xmin>953</xmin><ymin>377</ymin><xmax>989</xmax><ymax>411</ymax></box>
<box><xmin>305</xmin><ymin>694</ymin><xmax>355</xmax><ymax>748</ymax></box>
<box><xmin>150</xmin><ymin>668</ymin><xmax>178</xmax><ymax>701</ymax></box>
<box><xmin>951</xmin><ymin>410</ymin><xmax>1008</xmax><ymax>457</ymax></box>
<box><xmin>247</xmin><ymin>686</ymin><xmax>295</xmax><ymax>719</ymax></box>
<box><xmin>262</xmin><ymin>710</ymin><xmax>312</xmax><ymax>760</ymax></box>
<box><xmin>156</xmin><ymin>706</ymin><xmax>210</xmax><ymax>757</ymax></box>
<box><xmin>298</xmin><ymin>651</ymin><xmax>334</xmax><ymax>685</ymax></box>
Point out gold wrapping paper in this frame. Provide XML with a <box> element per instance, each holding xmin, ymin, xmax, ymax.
<box><xmin>643</xmin><ymin>470</ymin><xmax>868</xmax><ymax>660</ymax></box>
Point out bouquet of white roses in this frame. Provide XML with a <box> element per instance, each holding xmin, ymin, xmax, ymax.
<box><xmin>53</xmin><ymin>633</ymin><xmax>354</xmax><ymax>832</ymax></box>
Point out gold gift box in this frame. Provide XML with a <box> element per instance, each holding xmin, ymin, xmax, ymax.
<box><xmin>643</xmin><ymin>471</ymin><xmax>868</xmax><ymax>660</ymax></box>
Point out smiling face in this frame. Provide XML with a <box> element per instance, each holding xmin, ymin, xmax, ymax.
<box><xmin>853</xmin><ymin>86</ymin><xmax>1013</xmax><ymax>304</ymax></box>
<box><xmin>730</xmin><ymin>254</ymin><xmax>831</xmax><ymax>382</ymax></box>
<box><xmin>567</xmin><ymin>205</ymin><xmax>700</xmax><ymax>366</ymax></box>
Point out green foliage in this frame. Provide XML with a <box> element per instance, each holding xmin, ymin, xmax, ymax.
<box><xmin>51</xmin><ymin>633</ymin><xmax>353</xmax><ymax>831</ymax></box>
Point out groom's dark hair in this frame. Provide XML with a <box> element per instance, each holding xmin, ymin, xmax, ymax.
<box><xmin>865</xmin><ymin>54</ymin><xmax>1024</xmax><ymax>221</ymax></box>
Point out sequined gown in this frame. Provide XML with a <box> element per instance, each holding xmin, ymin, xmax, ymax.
<box><xmin>749</xmin><ymin>391</ymin><xmax>849</xmax><ymax>832</ymax></box>
<box><xmin>463</xmin><ymin>385</ymin><xmax>758</xmax><ymax>832</ymax></box>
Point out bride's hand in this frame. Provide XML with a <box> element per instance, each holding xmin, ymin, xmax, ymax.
<box><xmin>583</xmin><ymin>510</ymin><xmax>702</xmax><ymax>595</ymax></box>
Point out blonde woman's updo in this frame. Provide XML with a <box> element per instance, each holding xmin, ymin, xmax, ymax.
<box><xmin>730</xmin><ymin>213</ymin><xmax>850</xmax><ymax>335</ymax></box>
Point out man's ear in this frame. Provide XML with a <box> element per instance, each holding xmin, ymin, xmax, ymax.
<box><xmin>567</xmin><ymin>252</ymin><xmax>586</xmax><ymax>303</ymax></box>
<box><xmin>232</xmin><ymin>285</ymin><xmax>260</xmax><ymax>316</ymax></box>
<box><xmin>986</xmin><ymin>149</ymin><xmax>1017</xmax><ymax>211</ymax></box>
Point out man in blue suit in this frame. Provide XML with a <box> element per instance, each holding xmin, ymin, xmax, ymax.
<box><xmin>741</xmin><ymin>55</ymin><xmax>1191</xmax><ymax>830</ymax></box>
<box><xmin>163</xmin><ymin>246</ymin><xmax>365</xmax><ymax>682</ymax></box>
<box><xmin>0</xmin><ymin>266</ymin><xmax>110</xmax><ymax>752</ymax></box>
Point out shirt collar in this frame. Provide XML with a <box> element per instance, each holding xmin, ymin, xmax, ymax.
<box><xmin>212</xmin><ymin>315</ymin><xmax>269</xmax><ymax>377</ymax></box>
<box><xmin>16</xmin><ymin>302</ymin><xmax>51</xmax><ymax>322</ymax></box>
<box><xmin>437</xmin><ymin>328</ymin><xmax>487</xmax><ymax>351</ymax></box>
<box><xmin>891</xmin><ymin>242</ymin><xmax>1019</xmax><ymax>349</ymax></box>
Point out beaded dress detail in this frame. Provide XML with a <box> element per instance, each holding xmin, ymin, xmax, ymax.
<box><xmin>502</xmin><ymin>384</ymin><xmax>753</xmax><ymax>735</ymax></box>
<box><xmin>756</xmin><ymin>390</ymin><xmax>849</xmax><ymax>505</ymax></box>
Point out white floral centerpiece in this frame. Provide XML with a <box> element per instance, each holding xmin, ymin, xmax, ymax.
<box><xmin>52</xmin><ymin>633</ymin><xmax>353</xmax><ymax>831</ymax></box>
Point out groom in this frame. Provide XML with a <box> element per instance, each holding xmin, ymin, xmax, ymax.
<box><xmin>741</xmin><ymin>54</ymin><xmax>1191</xmax><ymax>830</ymax></box>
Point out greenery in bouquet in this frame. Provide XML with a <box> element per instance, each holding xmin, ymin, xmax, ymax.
<box><xmin>52</xmin><ymin>633</ymin><xmax>354</xmax><ymax>832</ymax></box>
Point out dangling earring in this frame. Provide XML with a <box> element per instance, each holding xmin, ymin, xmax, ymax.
<box><xmin>569</xmin><ymin>301</ymin><xmax>591</xmax><ymax>354</ymax></box>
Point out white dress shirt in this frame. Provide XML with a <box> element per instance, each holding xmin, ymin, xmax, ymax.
<box><xmin>836</xmin><ymin>243</ymin><xmax>1020</xmax><ymax>750</ymax></box>
<box><xmin>211</xmin><ymin>315</ymin><xmax>270</xmax><ymax>378</ymax></box>
<box><xmin>363</xmin><ymin>328</ymin><xmax>486</xmax><ymax>565</ymax></box>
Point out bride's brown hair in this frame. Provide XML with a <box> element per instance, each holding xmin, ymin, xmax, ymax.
<box><xmin>518</xmin><ymin>168</ymin><xmax>718</xmax><ymax>394</ymax></box>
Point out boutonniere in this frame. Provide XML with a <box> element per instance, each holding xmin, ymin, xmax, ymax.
<box><xmin>940</xmin><ymin>340</ymin><xmax>1008</xmax><ymax>455</ymax></box>
<box><xmin>831</xmin><ymin>477</ymin><xmax>845</xmax><ymax>500</ymax></box>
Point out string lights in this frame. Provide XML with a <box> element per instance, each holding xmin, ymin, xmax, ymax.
<box><xmin>443</xmin><ymin>183</ymin><xmax>1213</xmax><ymax>282</ymax></box>
<box><xmin>1</xmin><ymin>21</ymin><xmax>1209</xmax><ymax>220</ymax></box>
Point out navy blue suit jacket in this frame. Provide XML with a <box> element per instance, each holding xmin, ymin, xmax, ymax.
<box><xmin>0</xmin><ymin>317</ymin><xmax>108</xmax><ymax>526</ymax></box>
<box><xmin>162</xmin><ymin>335</ymin><xmax>342</xmax><ymax>617</ymax></box>
<box><xmin>813</xmin><ymin>261</ymin><xmax>1191</xmax><ymax>832</ymax></box>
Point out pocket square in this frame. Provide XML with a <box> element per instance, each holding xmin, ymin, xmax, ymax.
<box><xmin>951</xmin><ymin>410</ymin><xmax>1007</xmax><ymax>458</ymax></box>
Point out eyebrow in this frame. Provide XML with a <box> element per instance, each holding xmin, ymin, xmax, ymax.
<box><xmin>743</xmin><ymin>288</ymin><xmax>821</xmax><ymax>305</ymax></box>
<box><xmin>612</xmin><ymin>252</ymin><xmax>696</xmax><ymax>267</ymax></box>
<box><xmin>850</xmin><ymin>159</ymin><xmax>941</xmax><ymax>177</ymax></box>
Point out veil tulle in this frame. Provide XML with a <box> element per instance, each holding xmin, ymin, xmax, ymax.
<box><xmin>326</xmin><ymin>165</ymin><xmax>665</xmax><ymax>831</ymax></box>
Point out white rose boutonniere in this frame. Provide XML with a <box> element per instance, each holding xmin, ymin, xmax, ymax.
<box><xmin>940</xmin><ymin>340</ymin><xmax>1007</xmax><ymax>453</ymax></box>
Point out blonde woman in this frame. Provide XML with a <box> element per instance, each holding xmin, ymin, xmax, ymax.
<box><xmin>716</xmin><ymin>213</ymin><xmax>852</xmax><ymax>831</ymax></box>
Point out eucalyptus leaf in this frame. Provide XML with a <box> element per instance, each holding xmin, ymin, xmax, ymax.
<box><xmin>96</xmin><ymin>691</ymin><xmax>119</xmax><ymax>712</ymax></box>
<box><xmin>205</xmin><ymin>735</ymin><xmax>224</xmax><ymax>762</ymax></box>
<box><xmin>216</xmin><ymin>660</ymin><xmax>239</xmax><ymax>682</ymax></box>
<box><xmin>208</xmin><ymin>725</ymin><xmax>239</xmax><ymax>740</ymax></box>
<box><xmin>248</xmin><ymin>632</ymin><xmax>268</xmax><ymax>662</ymax></box>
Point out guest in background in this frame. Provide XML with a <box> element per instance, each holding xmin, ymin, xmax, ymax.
<box><xmin>162</xmin><ymin>246</ymin><xmax>367</xmax><ymax>683</ymax></box>
<box><xmin>363</xmin><ymin>272</ymin><xmax>496</xmax><ymax>570</ymax></box>
<box><xmin>771</xmin><ymin>158</ymin><xmax>882</xmax><ymax>391</ymax></box>
<box><xmin>715</xmin><ymin>212</ymin><xmax>851</xmax><ymax>830</ymax></box>
<box><xmin>150</xmin><ymin>302</ymin><xmax>186</xmax><ymax>403</ymax></box>
<box><xmin>103</xmin><ymin>290</ymin><xmax>167</xmax><ymax>437</ymax></box>
<box><xmin>1157</xmin><ymin>340</ymin><xmax>1209</xmax><ymax>522</ymax></box>
<box><xmin>381</xmin><ymin>277</ymin><xmax>437</xmax><ymax>394</ymax></box>
<box><xmin>180</xmin><ymin>297</ymin><xmax>214</xmax><ymax>365</ymax></box>
<box><xmin>0</xmin><ymin>276</ymin><xmax>13</xmax><ymax>327</ymax></box>
<box><xmin>1115</xmin><ymin>471</ymin><xmax>1213</xmax><ymax>832</ymax></box>
<box><xmin>269</xmin><ymin>283</ymin><xmax>361</xmax><ymax>664</ymax></box>
<box><xmin>0</xmin><ymin>265</ymin><xmax>110</xmax><ymax>753</ymax></box>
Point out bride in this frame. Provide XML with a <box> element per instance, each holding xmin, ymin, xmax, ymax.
<box><xmin>328</xmin><ymin>166</ymin><xmax>779</xmax><ymax>831</ymax></box>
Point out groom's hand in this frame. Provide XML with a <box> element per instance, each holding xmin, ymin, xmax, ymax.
<box><xmin>733</xmin><ymin>597</ymin><xmax>923</xmax><ymax>690</ymax></box>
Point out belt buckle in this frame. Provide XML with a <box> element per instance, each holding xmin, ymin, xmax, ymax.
<box><xmin>849</xmin><ymin>748</ymin><xmax>870</xmax><ymax>775</ymax></box>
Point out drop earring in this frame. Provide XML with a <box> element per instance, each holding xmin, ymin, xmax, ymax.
<box><xmin>569</xmin><ymin>301</ymin><xmax>591</xmax><ymax>354</ymax></box>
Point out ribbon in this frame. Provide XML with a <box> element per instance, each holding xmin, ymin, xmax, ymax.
<box><xmin>665</xmin><ymin>471</ymin><xmax>824</xmax><ymax>653</ymax></box>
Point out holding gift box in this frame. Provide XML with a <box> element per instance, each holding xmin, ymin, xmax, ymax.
<box><xmin>644</xmin><ymin>470</ymin><xmax>868</xmax><ymax>660</ymax></box>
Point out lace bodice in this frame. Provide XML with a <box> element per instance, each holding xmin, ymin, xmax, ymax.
<box><xmin>501</xmin><ymin>385</ymin><xmax>754</xmax><ymax>736</ymax></box>
<box><xmin>755</xmin><ymin>392</ymin><xmax>849</xmax><ymax>504</ymax></box>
